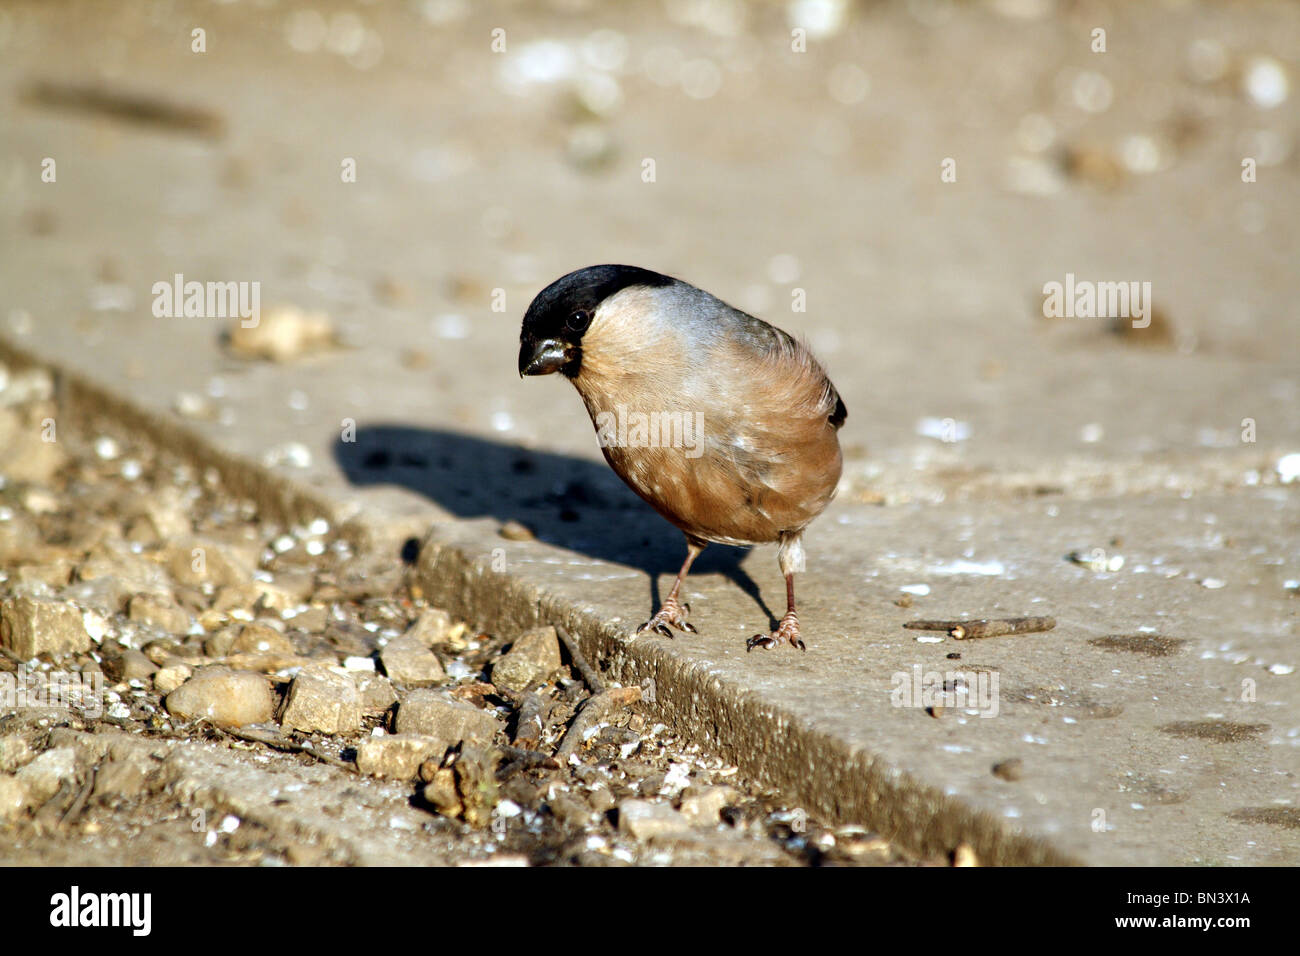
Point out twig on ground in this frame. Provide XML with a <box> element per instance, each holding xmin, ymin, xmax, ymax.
<box><xmin>555</xmin><ymin>624</ymin><xmax>605</xmax><ymax>694</ymax></box>
<box><xmin>512</xmin><ymin>692</ymin><xmax>546</xmax><ymax>750</ymax></box>
<box><xmin>22</xmin><ymin>81</ymin><xmax>226</xmax><ymax>138</ymax></box>
<box><xmin>204</xmin><ymin>721</ymin><xmax>355</xmax><ymax>772</ymax></box>
<box><xmin>60</xmin><ymin>767</ymin><xmax>97</xmax><ymax>826</ymax></box>
<box><xmin>903</xmin><ymin>616</ymin><xmax>1056</xmax><ymax>640</ymax></box>
<box><xmin>555</xmin><ymin>685</ymin><xmax>642</xmax><ymax>759</ymax></box>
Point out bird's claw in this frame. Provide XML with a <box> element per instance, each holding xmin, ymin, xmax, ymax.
<box><xmin>746</xmin><ymin>612</ymin><xmax>805</xmax><ymax>652</ymax></box>
<box><xmin>637</xmin><ymin>597</ymin><xmax>695</xmax><ymax>638</ymax></box>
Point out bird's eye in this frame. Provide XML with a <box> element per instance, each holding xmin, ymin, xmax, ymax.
<box><xmin>566</xmin><ymin>309</ymin><xmax>592</xmax><ymax>332</ymax></box>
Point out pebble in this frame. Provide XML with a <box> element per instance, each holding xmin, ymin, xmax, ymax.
<box><xmin>109</xmin><ymin>648</ymin><xmax>158</xmax><ymax>682</ymax></box>
<box><xmin>548</xmin><ymin>791</ymin><xmax>594</xmax><ymax>826</ymax></box>
<box><xmin>165</xmin><ymin>539</ymin><xmax>256</xmax><ymax>590</ymax></box>
<box><xmin>679</xmin><ymin>786</ymin><xmax>740</xmax><ymax>826</ymax></box>
<box><xmin>230</xmin><ymin>622</ymin><xmax>294</xmax><ymax>656</ymax></box>
<box><xmin>0</xmin><ymin>412</ymin><xmax>68</xmax><ymax>484</ymax></box>
<box><xmin>227</xmin><ymin>306</ymin><xmax>336</xmax><ymax>362</ymax></box>
<box><xmin>0</xmin><ymin>595</ymin><xmax>92</xmax><ymax>658</ymax></box>
<box><xmin>992</xmin><ymin>758</ymin><xmax>1024</xmax><ymax>782</ymax></box>
<box><xmin>93</xmin><ymin>758</ymin><xmax>149</xmax><ymax>801</ymax></box>
<box><xmin>393</xmin><ymin>690</ymin><xmax>499</xmax><ymax>749</ymax></box>
<box><xmin>617</xmin><ymin>799</ymin><xmax>693</xmax><ymax>842</ymax></box>
<box><xmin>280</xmin><ymin>663</ymin><xmax>363</xmax><ymax>735</ymax></box>
<box><xmin>455</xmin><ymin>746</ymin><xmax>501</xmax><ymax>829</ymax></box>
<box><xmin>380</xmin><ymin>633</ymin><xmax>447</xmax><ymax>686</ymax></box>
<box><xmin>165</xmin><ymin>667</ymin><xmax>276</xmax><ymax>728</ymax></box>
<box><xmin>490</xmin><ymin>626</ymin><xmax>562</xmax><ymax>693</ymax></box>
<box><xmin>405</xmin><ymin>608</ymin><xmax>454</xmax><ymax>647</ymax></box>
<box><xmin>354</xmin><ymin>734</ymin><xmax>446</xmax><ymax>779</ymax></box>
<box><xmin>499</xmin><ymin>520</ymin><xmax>535</xmax><ymax>542</ymax></box>
<box><xmin>351</xmin><ymin>671</ymin><xmax>398</xmax><ymax>715</ymax></box>
<box><xmin>1069</xmin><ymin>550</ymin><xmax>1124</xmax><ymax>572</ymax></box>
<box><xmin>153</xmin><ymin>663</ymin><xmax>193</xmax><ymax>695</ymax></box>
<box><xmin>127</xmin><ymin>595</ymin><xmax>191</xmax><ymax>635</ymax></box>
<box><xmin>0</xmin><ymin>775</ymin><xmax>28</xmax><ymax>821</ymax></box>
<box><xmin>0</xmin><ymin>736</ymin><xmax>33</xmax><ymax>773</ymax></box>
<box><xmin>424</xmin><ymin>766</ymin><xmax>462</xmax><ymax>818</ymax></box>
<box><xmin>16</xmin><ymin>747</ymin><xmax>77</xmax><ymax>807</ymax></box>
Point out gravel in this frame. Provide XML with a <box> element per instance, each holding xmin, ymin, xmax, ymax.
<box><xmin>0</xmin><ymin>365</ymin><xmax>925</xmax><ymax>866</ymax></box>
<box><xmin>164</xmin><ymin>668</ymin><xmax>277</xmax><ymax>728</ymax></box>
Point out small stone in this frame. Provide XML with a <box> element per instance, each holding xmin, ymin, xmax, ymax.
<box><xmin>165</xmin><ymin>667</ymin><xmax>276</xmax><ymax>728</ymax></box>
<box><xmin>16</xmin><ymin>746</ymin><xmax>77</xmax><ymax>807</ymax></box>
<box><xmin>93</xmin><ymin>759</ymin><xmax>148</xmax><ymax>801</ymax></box>
<box><xmin>0</xmin><ymin>414</ymin><xmax>68</xmax><ymax>483</ymax></box>
<box><xmin>424</xmin><ymin>766</ymin><xmax>462</xmax><ymax>818</ymax></box>
<box><xmin>617</xmin><ymin>799</ymin><xmax>692</xmax><ymax>842</ymax></box>
<box><xmin>228</xmin><ymin>305</ymin><xmax>336</xmax><ymax>362</ymax></box>
<box><xmin>0</xmin><ymin>775</ymin><xmax>26</xmax><ymax>820</ymax></box>
<box><xmin>992</xmin><ymin>758</ymin><xmax>1024</xmax><ymax>782</ymax></box>
<box><xmin>80</xmin><ymin>542</ymin><xmax>173</xmax><ymax>604</ymax></box>
<box><xmin>405</xmin><ymin>608</ymin><xmax>453</xmax><ymax>647</ymax></box>
<box><xmin>354</xmin><ymin>734</ymin><xmax>447</xmax><ymax>779</ymax></box>
<box><xmin>0</xmin><ymin>507</ymin><xmax>42</xmax><ymax>566</ymax></box>
<box><xmin>679</xmin><ymin>786</ymin><xmax>740</xmax><ymax>827</ymax></box>
<box><xmin>393</xmin><ymin>690</ymin><xmax>499</xmax><ymax>748</ymax></box>
<box><xmin>380</xmin><ymin>634</ymin><xmax>446</xmax><ymax>686</ymax></box>
<box><xmin>0</xmin><ymin>595</ymin><xmax>91</xmax><ymax>658</ymax></box>
<box><xmin>953</xmin><ymin>843</ymin><xmax>979</xmax><ymax>867</ymax></box>
<box><xmin>230</xmin><ymin>622</ymin><xmax>294</xmax><ymax>656</ymax></box>
<box><xmin>587</xmin><ymin>783</ymin><xmax>615</xmax><ymax>814</ymax></box>
<box><xmin>285</xmin><ymin>842</ymin><xmax>328</xmax><ymax>866</ymax></box>
<box><xmin>128</xmin><ymin>595</ymin><xmax>191</xmax><ymax>635</ymax></box>
<box><xmin>165</xmin><ymin>539</ymin><xmax>257</xmax><ymax>590</ymax></box>
<box><xmin>14</xmin><ymin>559</ymin><xmax>75</xmax><ymax>590</ymax></box>
<box><xmin>351</xmin><ymin>671</ymin><xmax>398</xmax><ymax>715</ymax></box>
<box><xmin>0</xmin><ymin>736</ymin><xmax>33</xmax><ymax>773</ymax></box>
<box><xmin>133</xmin><ymin>487</ymin><xmax>192</xmax><ymax>540</ymax></box>
<box><xmin>153</xmin><ymin>663</ymin><xmax>193</xmax><ymax>695</ymax></box>
<box><xmin>499</xmin><ymin>520</ymin><xmax>535</xmax><ymax>542</ymax></box>
<box><xmin>105</xmin><ymin>648</ymin><xmax>157</xmax><ymax>683</ymax></box>
<box><xmin>548</xmin><ymin>792</ymin><xmax>593</xmax><ymax>827</ymax></box>
<box><xmin>280</xmin><ymin>663</ymin><xmax>363</xmax><ymax>735</ymax></box>
<box><xmin>455</xmin><ymin>745</ymin><xmax>501</xmax><ymax>829</ymax></box>
<box><xmin>203</xmin><ymin>628</ymin><xmax>239</xmax><ymax>658</ymax></box>
<box><xmin>289</xmin><ymin>606</ymin><xmax>330</xmax><ymax>632</ymax></box>
<box><xmin>143</xmin><ymin>640</ymin><xmax>181</xmax><ymax>666</ymax></box>
<box><xmin>490</xmin><ymin>626</ymin><xmax>562</xmax><ymax>693</ymax></box>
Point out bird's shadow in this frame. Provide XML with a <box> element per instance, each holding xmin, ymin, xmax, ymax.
<box><xmin>334</xmin><ymin>426</ymin><xmax>779</xmax><ymax>630</ymax></box>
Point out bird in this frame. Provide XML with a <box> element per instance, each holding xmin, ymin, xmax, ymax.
<box><xmin>518</xmin><ymin>264</ymin><xmax>846</xmax><ymax>651</ymax></box>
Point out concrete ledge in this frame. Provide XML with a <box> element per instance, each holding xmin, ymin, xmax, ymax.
<box><xmin>416</xmin><ymin>523</ymin><xmax>1075</xmax><ymax>865</ymax></box>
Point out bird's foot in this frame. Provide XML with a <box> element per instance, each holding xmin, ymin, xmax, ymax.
<box><xmin>746</xmin><ymin>611</ymin><xmax>805</xmax><ymax>652</ymax></box>
<box><xmin>636</xmin><ymin>597</ymin><xmax>697</xmax><ymax>638</ymax></box>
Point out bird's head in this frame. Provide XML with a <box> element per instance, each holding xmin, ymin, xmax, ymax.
<box><xmin>518</xmin><ymin>264</ymin><xmax>674</xmax><ymax>378</ymax></box>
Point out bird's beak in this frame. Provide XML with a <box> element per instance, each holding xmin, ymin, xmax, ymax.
<box><xmin>519</xmin><ymin>338</ymin><xmax>571</xmax><ymax>376</ymax></box>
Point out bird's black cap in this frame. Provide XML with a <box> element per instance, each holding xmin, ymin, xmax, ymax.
<box><xmin>519</xmin><ymin>264</ymin><xmax>675</xmax><ymax>377</ymax></box>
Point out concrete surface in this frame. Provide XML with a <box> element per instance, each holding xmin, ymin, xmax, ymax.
<box><xmin>1</xmin><ymin>0</ymin><xmax>1297</xmax><ymax>863</ymax></box>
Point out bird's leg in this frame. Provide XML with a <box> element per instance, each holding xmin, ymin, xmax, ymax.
<box><xmin>748</xmin><ymin>533</ymin><xmax>807</xmax><ymax>651</ymax></box>
<box><xmin>637</xmin><ymin>539</ymin><xmax>703</xmax><ymax>638</ymax></box>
